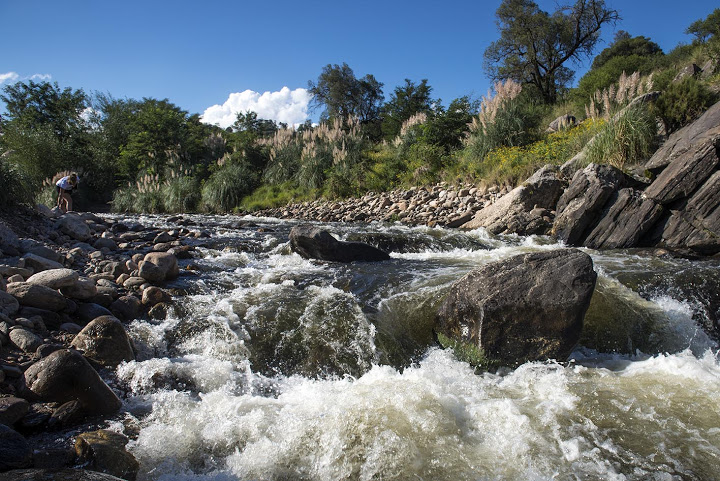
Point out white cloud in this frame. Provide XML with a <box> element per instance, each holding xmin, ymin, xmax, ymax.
<box><xmin>0</xmin><ymin>72</ymin><xmax>52</xmax><ymax>85</ymax></box>
<box><xmin>201</xmin><ymin>87</ymin><xmax>312</xmax><ymax>128</ymax></box>
<box><xmin>0</xmin><ymin>72</ymin><xmax>19</xmax><ymax>84</ymax></box>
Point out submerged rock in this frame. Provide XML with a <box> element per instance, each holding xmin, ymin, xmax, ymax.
<box><xmin>75</xmin><ymin>429</ymin><xmax>139</xmax><ymax>481</ymax></box>
<box><xmin>289</xmin><ymin>225</ymin><xmax>390</xmax><ymax>263</ymax></box>
<box><xmin>436</xmin><ymin>249</ymin><xmax>597</xmax><ymax>366</ymax></box>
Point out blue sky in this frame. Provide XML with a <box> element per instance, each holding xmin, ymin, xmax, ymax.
<box><xmin>1</xmin><ymin>0</ymin><xmax>717</xmax><ymax>127</ymax></box>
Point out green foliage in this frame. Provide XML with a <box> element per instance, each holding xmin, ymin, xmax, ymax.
<box><xmin>585</xmin><ymin>105</ymin><xmax>658</xmax><ymax>170</ymax></box>
<box><xmin>484</xmin><ymin>0</ymin><xmax>619</xmax><ymax>103</ymax></box>
<box><xmin>308</xmin><ymin>63</ymin><xmax>384</xmax><ymax>127</ymax></box>
<box><xmin>654</xmin><ymin>76</ymin><xmax>718</xmax><ymax>133</ymax></box>
<box><xmin>201</xmin><ymin>162</ymin><xmax>258</xmax><ymax>212</ymax></box>
<box><xmin>381</xmin><ymin>79</ymin><xmax>434</xmax><ymax>141</ymax></box>
<box><xmin>458</xmin><ymin>118</ymin><xmax>601</xmax><ymax>186</ymax></box>
<box><xmin>686</xmin><ymin>8</ymin><xmax>720</xmax><ymax>43</ymax></box>
<box><xmin>575</xmin><ymin>55</ymin><xmax>659</xmax><ymax>107</ymax></box>
<box><xmin>0</xmin><ymin>159</ymin><xmax>34</xmax><ymax>208</ymax></box>
<box><xmin>240</xmin><ymin>183</ymin><xmax>317</xmax><ymax>211</ymax></box>
<box><xmin>162</xmin><ymin>175</ymin><xmax>201</xmax><ymax>213</ymax></box>
<box><xmin>591</xmin><ymin>34</ymin><xmax>663</xmax><ymax>70</ymax></box>
<box><xmin>436</xmin><ymin>332</ymin><xmax>491</xmax><ymax>370</ymax></box>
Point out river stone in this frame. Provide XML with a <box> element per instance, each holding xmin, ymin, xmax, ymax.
<box><xmin>583</xmin><ymin>189</ymin><xmax>665</xmax><ymax>250</ymax></box>
<box><xmin>75</xmin><ymin>430</ymin><xmax>139</xmax><ymax>481</ymax></box>
<box><xmin>93</xmin><ymin>238</ymin><xmax>118</xmax><ymax>251</ymax></box>
<box><xmin>0</xmin><ymin>424</ymin><xmax>33</xmax><ymax>471</ymax></box>
<box><xmin>0</xmin><ymin>291</ymin><xmax>20</xmax><ymax>316</ymax></box>
<box><xmin>25</xmin><ymin>245</ymin><xmax>63</xmax><ymax>263</ymax></box>
<box><xmin>0</xmin><ymin>396</ymin><xmax>30</xmax><ymax>426</ymax></box>
<box><xmin>22</xmin><ymin>253</ymin><xmax>65</xmax><ymax>273</ymax></box>
<box><xmin>21</xmin><ymin>349</ymin><xmax>122</xmax><ymax>415</ymax></box>
<box><xmin>27</xmin><ymin>268</ymin><xmax>80</xmax><ymax>289</ymax></box>
<box><xmin>0</xmin><ymin>220</ymin><xmax>20</xmax><ymax>253</ymax></box>
<box><xmin>9</xmin><ymin>327</ymin><xmax>43</xmax><ymax>353</ymax></box>
<box><xmin>0</xmin><ymin>469</ymin><xmax>126</xmax><ymax>481</ymax></box>
<box><xmin>6</xmin><ymin>282</ymin><xmax>67</xmax><ymax>311</ymax></box>
<box><xmin>109</xmin><ymin>295</ymin><xmax>142</xmax><ymax>321</ymax></box>
<box><xmin>141</xmin><ymin>286</ymin><xmax>172</xmax><ymax>306</ymax></box>
<box><xmin>76</xmin><ymin>303</ymin><xmax>113</xmax><ymax>324</ymax></box>
<box><xmin>436</xmin><ymin>249</ymin><xmax>597</xmax><ymax>366</ymax></box>
<box><xmin>70</xmin><ymin>316</ymin><xmax>134</xmax><ymax>368</ymax></box>
<box><xmin>289</xmin><ymin>225</ymin><xmax>390</xmax><ymax>263</ymax></box>
<box><xmin>138</xmin><ymin>252</ymin><xmax>179</xmax><ymax>283</ymax></box>
<box><xmin>56</xmin><ymin>214</ymin><xmax>91</xmax><ymax>242</ymax></box>
<box><xmin>461</xmin><ymin>165</ymin><xmax>564</xmax><ymax>235</ymax></box>
<box><xmin>552</xmin><ymin>163</ymin><xmax>628</xmax><ymax>246</ymax></box>
<box><xmin>61</xmin><ymin>278</ymin><xmax>98</xmax><ymax>300</ymax></box>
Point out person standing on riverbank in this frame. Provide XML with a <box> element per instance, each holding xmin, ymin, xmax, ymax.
<box><xmin>56</xmin><ymin>173</ymin><xmax>79</xmax><ymax>213</ymax></box>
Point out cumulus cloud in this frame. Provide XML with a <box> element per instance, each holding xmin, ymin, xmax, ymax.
<box><xmin>201</xmin><ymin>87</ymin><xmax>312</xmax><ymax>128</ymax></box>
<box><xmin>0</xmin><ymin>72</ymin><xmax>52</xmax><ymax>85</ymax></box>
<box><xmin>0</xmin><ymin>72</ymin><xmax>19</xmax><ymax>84</ymax></box>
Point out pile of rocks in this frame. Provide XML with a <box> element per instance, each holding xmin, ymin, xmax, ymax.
<box><xmin>0</xmin><ymin>209</ymin><xmax>206</xmax><ymax>479</ymax></box>
<box><xmin>252</xmin><ymin>183</ymin><xmax>511</xmax><ymax>228</ymax></box>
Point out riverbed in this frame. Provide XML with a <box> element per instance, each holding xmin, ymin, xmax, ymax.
<box><xmin>107</xmin><ymin>214</ymin><xmax>719</xmax><ymax>481</ymax></box>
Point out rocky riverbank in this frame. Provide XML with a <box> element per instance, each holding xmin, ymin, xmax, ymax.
<box><xmin>0</xmin><ymin>208</ymin><xmax>212</xmax><ymax>480</ymax></box>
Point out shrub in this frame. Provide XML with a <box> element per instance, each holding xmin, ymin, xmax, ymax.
<box><xmin>201</xmin><ymin>162</ymin><xmax>258</xmax><ymax>212</ymax></box>
<box><xmin>162</xmin><ymin>175</ymin><xmax>201</xmax><ymax>213</ymax></box>
<box><xmin>585</xmin><ymin>105</ymin><xmax>658</xmax><ymax>170</ymax></box>
<box><xmin>654</xmin><ymin>76</ymin><xmax>717</xmax><ymax>133</ymax></box>
<box><xmin>0</xmin><ymin>159</ymin><xmax>34</xmax><ymax>208</ymax></box>
<box><xmin>240</xmin><ymin>182</ymin><xmax>317</xmax><ymax>211</ymax></box>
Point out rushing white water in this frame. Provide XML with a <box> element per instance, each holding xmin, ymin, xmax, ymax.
<box><xmin>108</xmin><ymin>215</ymin><xmax>720</xmax><ymax>480</ymax></box>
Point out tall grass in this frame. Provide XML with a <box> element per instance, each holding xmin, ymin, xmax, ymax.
<box><xmin>200</xmin><ymin>163</ymin><xmax>257</xmax><ymax>212</ymax></box>
<box><xmin>585</xmin><ymin>105</ymin><xmax>658</xmax><ymax>170</ymax></box>
<box><xmin>0</xmin><ymin>159</ymin><xmax>34</xmax><ymax>208</ymax></box>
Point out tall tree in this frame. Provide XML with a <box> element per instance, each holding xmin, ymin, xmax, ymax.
<box><xmin>686</xmin><ymin>8</ymin><xmax>720</xmax><ymax>43</ymax></box>
<box><xmin>381</xmin><ymin>79</ymin><xmax>434</xmax><ymax>140</ymax></box>
<box><xmin>484</xmin><ymin>0</ymin><xmax>619</xmax><ymax>103</ymax></box>
<box><xmin>308</xmin><ymin>63</ymin><xmax>384</xmax><ymax>125</ymax></box>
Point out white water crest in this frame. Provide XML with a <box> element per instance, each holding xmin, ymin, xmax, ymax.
<box><xmin>106</xmin><ymin>215</ymin><xmax>720</xmax><ymax>480</ymax></box>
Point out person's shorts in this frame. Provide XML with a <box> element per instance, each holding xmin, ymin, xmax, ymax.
<box><xmin>56</xmin><ymin>186</ymin><xmax>72</xmax><ymax>194</ymax></box>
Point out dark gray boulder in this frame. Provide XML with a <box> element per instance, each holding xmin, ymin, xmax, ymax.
<box><xmin>70</xmin><ymin>316</ymin><xmax>135</xmax><ymax>368</ymax></box>
<box><xmin>6</xmin><ymin>282</ymin><xmax>68</xmax><ymax>312</ymax></box>
<box><xmin>436</xmin><ymin>249</ymin><xmax>597</xmax><ymax>366</ymax></box>
<box><xmin>289</xmin><ymin>225</ymin><xmax>390</xmax><ymax>263</ymax></box>
<box><xmin>552</xmin><ymin>163</ymin><xmax>628</xmax><ymax>245</ymax></box>
<box><xmin>21</xmin><ymin>349</ymin><xmax>122</xmax><ymax>415</ymax></box>
<box><xmin>658</xmin><ymin>170</ymin><xmax>720</xmax><ymax>254</ymax></box>
<box><xmin>0</xmin><ymin>424</ymin><xmax>33</xmax><ymax>471</ymax></box>
<box><xmin>583</xmin><ymin>189</ymin><xmax>665</xmax><ymax>250</ymax></box>
<box><xmin>646</xmin><ymin>100</ymin><xmax>720</xmax><ymax>173</ymax></box>
<box><xmin>0</xmin><ymin>397</ymin><xmax>30</xmax><ymax>427</ymax></box>
<box><xmin>461</xmin><ymin>165</ymin><xmax>564</xmax><ymax>235</ymax></box>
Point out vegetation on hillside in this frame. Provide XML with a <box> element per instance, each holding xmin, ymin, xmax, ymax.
<box><xmin>1</xmin><ymin>2</ymin><xmax>718</xmax><ymax>214</ymax></box>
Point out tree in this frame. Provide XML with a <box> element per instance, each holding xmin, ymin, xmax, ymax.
<box><xmin>591</xmin><ymin>34</ymin><xmax>663</xmax><ymax>70</ymax></box>
<box><xmin>381</xmin><ymin>79</ymin><xmax>435</xmax><ymax>140</ymax></box>
<box><xmin>484</xmin><ymin>0</ymin><xmax>619</xmax><ymax>104</ymax></box>
<box><xmin>686</xmin><ymin>8</ymin><xmax>720</xmax><ymax>43</ymax></box>
<box><xmin>423</xmin><ymin>96</ymin><xmax>479</xmax><ymax>152</ymax></box>
<box><xmin>308</xmin><ymin>63</ymin><xmax>384</xmax><ymax>126</ymax></box>
<box><xmin>0</xmin><ymin>80</ymin><xmax>90</xmax><ymax>186</ymax></box>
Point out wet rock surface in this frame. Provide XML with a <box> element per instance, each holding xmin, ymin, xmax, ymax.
<box><xmin>436</xmin><ymin>249</ymin><xmax>598</xmax><ymax>366</ymax></box>
<box><xmin>289</xmin><ymin>225</ymin><xmax>391</xmax><ymax>262</ymax></box>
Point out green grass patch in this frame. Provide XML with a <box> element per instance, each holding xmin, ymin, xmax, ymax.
<box><xmin>240</xmin><ymin>182</ymin><xmax>319</xmax><ymax>211</ymax></box>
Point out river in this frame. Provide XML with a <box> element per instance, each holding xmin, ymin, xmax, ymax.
<box><xmin>107</xmin><ymin>214</ymin><xmax>720</xmax><ymax>481</ymax></box>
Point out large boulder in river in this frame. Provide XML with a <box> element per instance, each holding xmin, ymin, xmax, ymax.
<box><xmin>75</xmin><ymin>429</ymin><xmax>139</xmax><ymax>481</ymax></box>
<box><xmin>461</xmin><ymin>165</ymin><xmax>564</xmax><ymax>235</ymax></box>
<box><xmin>138</xmin><ymin>252</ymin><xmax>179</xmax><ymax>283</ymax></box>
<box><xmin>552</xmin><ymin>163</ymin><xmax>629</xmax><ymax>245</ymax></box>
<box><xmin>70</xmin><ymin>316</ymin><xmax>134</xmax><ymax>368</ymax></box>
<box><xmin>22</xmin><ymin>349</ymin><xmax>122</xmax><ymax>415</ymax></box>
<box><xmin>289</xmin><ymin>225</ymin><xmax>390</xmax><ymax>262</ymax></box>
<box><xmin>436</xmin><ymin>249</ymin><xmax>597</xmax><ymax>366</ymax></box>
